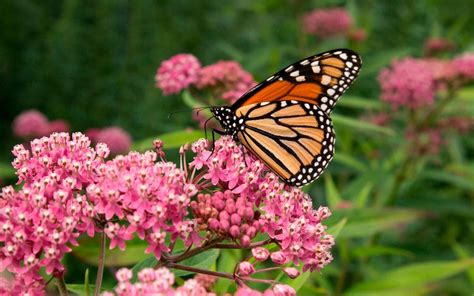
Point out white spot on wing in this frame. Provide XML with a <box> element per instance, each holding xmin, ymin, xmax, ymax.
<box><xmin>321</xmin><ymin>75</ymin><xmax>331</xmax><ymax>85</ymax></box>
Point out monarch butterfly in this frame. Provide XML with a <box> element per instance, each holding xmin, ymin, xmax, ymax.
<box><xmin>210</xmin><ymin>49</ymin><xmax>362</xmax><ymax>187</ymax></box>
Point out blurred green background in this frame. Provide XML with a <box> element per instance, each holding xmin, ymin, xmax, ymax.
<box><xmin>1</xmin><ymin>0</ymin><xmax>473</xmax><ymax>295</ymax></box>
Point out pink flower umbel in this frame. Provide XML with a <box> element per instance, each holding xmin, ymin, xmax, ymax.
<box><xmin>155</xmin><ymin>53</ymin><xmax>201</xmax><ymax>95</ymax></box>
<box><xmin>102</xmin><ymin>267</ymin><xmax>215</xmax><ymax>296</ymax></box>
<box><xmin>451</xmin><ymin>52</ymin><xmax>474</xmax><ymax>80</ymax></box>
<box><xmin>378</xmin><ymin>58</ymin><xmax>436</xmax><ymax>109</ymax></box>
<box><xmin>302</xmin><ymin>8</ymin><xmax>353</xmax><ymax>38</ymax></box>
<box><xmin>1</xmin><ymin>133</ymin><xmax>334</xmax><ymax>293</ymax></box>
<box><xmin>94</xmin><ymin>126</ymin><xmax>132</xmax><ymax>154</ymax></box>
<box><xmin>12</xmin><ymin>109</ymin><xmax>50</xmax><ymax>138</ymax></box>
<box><xmin>195</xmin><ymin>60</ymin><xmax>256</xmax><ymax>103</ymax></box>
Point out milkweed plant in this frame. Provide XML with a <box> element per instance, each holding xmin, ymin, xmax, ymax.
<box><xmin>0</xmin><ymin>131</ymin><xmax>333</xmax><ymax>295</ymax></box>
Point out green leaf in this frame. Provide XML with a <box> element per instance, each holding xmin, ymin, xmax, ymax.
<box><xmin>421</xmin><ymin>169</ymin><xmax>474</xmax><ymax>191</ymax></box>
<box><xmin>352</xmin><ymin>245</ymin><xmax>414</xmax><ymax>258</ymax></box>
<box><xmin>324</xmin><ymin>174</ymin><xmax>341</xmax><ymax>208</ymax></box>
<box><xmin>332</xmin><ymin>208</ymin><xmax>423</xmax><ymax>239</ymax></box>
<box><xmin>331</xmin><ymin>114</ymin><xmax>395</xmax><ymax>136</ymax></box>
<box><xmin>84</xmin><ymin>269</ymin><xmax>90</xmax><ymax>296</ymax></box>
<box><xmin>338</xmin><ymin>95</ymin><xmax>383</xmax><ymax>110</ymax></box>
<box><xmin>67</xmin><ymin>284</ymin><xmax>96</xmax><ymax>296</ymax></box>
<box><xmin>353</xmin><ymin>183</ymin><xmax>373</xmax><ymax>208</ymax></box>
<box><xmin>0</xmin><ymin>163</ymin><xmax>15</xmax><ymax>179</ymax></box>
<box><xmin>346</xmin><ymin>258</ymin><xmax>474</xmax><ymax>294</ymax></box>
<box><xmin>215</xmin><ymin>249</ymin><xmax>241</xmax><ymax>294</ymax></box>
<box><xmin>132</xmin><ymin>129</ymin><xmax>205</xmax><ymax>151</ymax></box>
<box><xmin>333</xmin><ymin>153</ymin><xmax>367</xmax><ymax>172</ymax></box>
<box><xmin>131</xmin><ymin>256</ymin><xmax>158</xmax><ymax>282</ymax></box>
<box><xmin>327</xmin><ymin>218</ymin><xmax>347</xmax><ymax>238</ymax></box>
<box><xmin>172</xmin><ymin>249</ymin><xmax>220</xmax><ymax>277</ymax></box>
<box><xmin>72</xmin><ymin>236</ymin><xmax>148</xmax><ymax>267</ymax></box>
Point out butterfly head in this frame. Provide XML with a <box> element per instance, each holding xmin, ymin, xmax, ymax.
<box><xmin>211</xmin><ymin>106</ymin><xmax>238</xmax><ymax>135</ymax></box>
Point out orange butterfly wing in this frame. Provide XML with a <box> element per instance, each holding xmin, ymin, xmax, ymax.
<box><xmin>232</xmin><ymin>49</ymin><xmax>362</xmax><ymax>114</ymax></box>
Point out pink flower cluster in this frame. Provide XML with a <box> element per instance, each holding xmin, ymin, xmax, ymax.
<box><xmin>87</xmin><ymin>149</ymin><xmax>200</xmax><ymax>255</ymax></box>
<box><xmin>0</xmin><ymin>133</ymin><xmax>335</xmax><ymax>294</ymax></box>
<box><xmin>1</xmin><ymin>133</ymin><xmax>105</xmax><ymax>287</ymax></box>
<box><xmin>424</xmin><ymin>38</ymin><xmax>455</xmax><ymax>56</ymax></box>
<box><xmin>195</xmin><ymin>60</ymin><xmax>256</xmax><ymax>103</ymax></box>
<box><xmin>451</xmin><ymin>52</ymin><xmax>474</xmax><ymax>80</ymax></box>
<box><xmin>235</xmin><ymin>284</ymin><xmax>296</xmax><ymax>296</ymax></box>
<box><xmin>378</xmin><ymin>58</ymin><xmax>436</xmax><ymax>109</ymax></box>
<box><xmin>189</xmin><ymin>137</ymin><xmax>334</xmax><ymax>272</ymax></box>
<box><xmin>102</xmin><ymin>267</ymin><xmax>215</xmax><ymax>296</ymax></box>
<box><xmin>12</xmin><ymin>109</ymin><xmax>69</xmax><ymax>139</ymax></box>
<box><xmin>86</xmin><ymin>126</ymin><xmax>132</xmax><ymax>154</ymax></box>
<box><xmin>302</xmin><ymin>8</ymin><xmax>353</xmax><ymax>38</ymax></box>
<box><xmin>155</xmin><ymin>53</ymin><xmax>201</xmax><ymax>95</ymax></box>
<box><xmin>260</xmin><ymin>188</ymin><xmax>334</xmax><ymax>272</ymax></box>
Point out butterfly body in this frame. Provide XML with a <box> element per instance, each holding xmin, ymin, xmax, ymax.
<box><xmin>211</xmin><ymin>49</ymin><xmax>361</xmax><ymax>187</ymax></box>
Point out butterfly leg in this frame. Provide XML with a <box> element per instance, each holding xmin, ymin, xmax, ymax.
<box><xmin>208</xmin><ymin>129</ymin><xmax>225</xmax><ymax>160</ymax></box>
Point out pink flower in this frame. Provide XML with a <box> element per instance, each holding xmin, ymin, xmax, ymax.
<box><xmin>272</xmin><ymin>284</ymin><xmax>296</xmax><ymax>296</ymax></box>
<box><xmin>302</xmin><ymin>8</ymin><xmax>353</xmax><ymax>38</ymax></box>
<box><xmin>103</xmin><ymin>267</ymin><xmax>214</xmax><ymax>296</ymax></box>
<box><xmin>236</xmin><ymin>287</ymin><xmax>263</xmax><ymax>296</ymax></box>
<box><xmin>195</xmin><ymin>61</ymin><xmax>256</xmax><ymax>103</ymax></box>
<box><xmin>252</xmin><ymin>247</ymin><xmax>270</xmax><ymax>261</ymax></box>
<box><xmin>12</xmin><ymin>109</ymin><xmax>49</xmax><ymax>138</ymax></box>
<box><xmin>155</xmin><ymin>53</ymin><xmax>201</xmax><ymax>95</ymax></box>
<box><xmin>46</xmin><ymin>120</ymin><xmax>70</xmax><ymax>134</ymax></box>
<box><xmin>283</xmin><ymin>267</ymin><xmax>300</xmax><ymax>279</ymax></box>
<box><xmin>94</xmin><ymin>126</ymin><xmax>132</xmax><ymax>154</ymax></box>
<box><xmin>378</xmin><ymin>58</ymin><xmax>436</xmax><ymax>109</ymax></box>
<box><xmin>451</xmin><ymin>52</ymin><xmax>474</xmax><ymax>80</ymax></box>
<box><xmin>348</xmin><ymin>28</ymin><xmax>367</xmax><ymax>42</ymax></box>
<box><xmin>424</xmin><ymin>38</ymin><xmax>455</xmax><ymax>56</ymax></box>
<box><xmin>238</xmin><ymin>261</ymin><xmax>256</xmax><ymax>276</ymax></box>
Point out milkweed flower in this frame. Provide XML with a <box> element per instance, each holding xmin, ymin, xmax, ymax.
<box><xmin>195</xmin><ymin>60</ymin><xmax>256</xmax><ymax>103</ymax></box>
<box><xmin>155</xmin><ymin>53</ymin><xmax>201</xmax><ymax>95</ymax></box>
<box><xmin>102</xmin><ymin>267</ymin><xmax>215</xmax><ymax>296</ymax></box>
<box><xmin>424</xmin><ymin>38</ymin><xmax>455</xmax><ymax>56</ymax></box>
<box><xmin>94</xmin><ymin>126</ymin><xmax>132</xmax><ymax>154</ymax></box>
<box><xmin>378</xmin><ymin>58</ymin><xmax>436</xmax><ymax>109</ymax></box>
<box><xmin>302</xmin><ymin>8</ymin><xmax>353</xmax><ymax>38</ymax></box>
<box><xmin>12</xmin><ymin>109</ymin><xmax>50</xmax><ymax>138</ymax></box>
<box><xmin>451</xmin><ymin>52</ymin><xmax>474</xmax><ymax>80</ymax></box>
<box><xmin>1</xmin><ymin>133</ymin><xmax>334</xmax><ymax>293</ymax></box>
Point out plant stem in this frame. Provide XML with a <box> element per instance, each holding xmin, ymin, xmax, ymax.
<box><xmin>56</xmin><ymin>274</ymin><xmax>69</xmax><ymax>296</ymax></box>
<box><xmin>166</xmin><ymin>262</ymin><xmax>234</xmax><ymax>280</ymax></box>
<box><xmin>214</xmin><ymin>238</ymin><xmax>274</xmax><ymax>249</ymax></box>
<box><xmin>94</xmin><ymin>231</ymin><xmax>107</xmax><ymax>296</ymax></box>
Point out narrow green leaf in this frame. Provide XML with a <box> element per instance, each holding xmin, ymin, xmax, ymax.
<box><xmin>347</xmin><ymin>258</ymin><xmax>474</xmax><ymax>294</ymax></box>
<box><xmin>327</xmin><ymin>218</ymin><xmax>347</xmax><ymax>238</ymax></box>
<box><xmin>335</xmin><ymin>208</ymin><xmax>422</xmax><ymax>239</ymax></box>
<box><xmin>338</xmin><ymin>95</ymin><xmax>383</xmax><ymax>110</ymax></box>
<box><xmin>67</xmin><ymin>284</ymin><xmax>96</xmax><ymax>296</ymax></box>
<box><xmin>421</xmin><ymin>169</ymin><xmax>474</xmax><ymax>191</ymax></box>
<box><xmin>0</xmin><ymin>163</ymin><xmax>15</xmax><ymax>179</ymax></box>
<box><xmin>72</xmin><ymin>236</ymin><xmax>148</xmax><ymax>267</ymax></box>
<box><xmin>452</xmin><ymin>244</ymin><xmax>474</xmax><ymax>284</ymax></box>
<box><xmin>132</xmin><ymin>129</ymin><xmax>205</xmax><ymax>151</ymax></box>
<box><xmin>331</xmin><ymin>114</ymin><xmax>395</xmax><ymax>136</ymax></box>
<box><xmin>333</xmin><ymin>153</ymin><xmax>367</xmax><ymax>172</ymax></box>
<box><xmin>172</xmin><ymin>249</ymin><xmax>220</xmax><ymax>277</ymax></box>
<box><xmin>352</xmin><ymin>245</ymin><xmax>414</xmax><ymax>258</ymax></box>
<box><xmin>324</xmin><ymin>174</ymin><xmax>341</xmax><ymax>208</ymax></box>
<box><xmin>215</xmin><ymin>249</ymin><xmax>241</xmax><ymax>294</ymax></box>
<box><xmin>131</xmin><ymin>256</ymin><xmax>158</xmax><ymax>282</ymax></box>
<box><xmin>84</xmin><ymin>269</ymin><xmax>90</xmax><ymax>296</ymax></box>
<box><xmin>354</xmin><ymin>183</ymin><xmax>373</xmax><ymax>208</ymax></box>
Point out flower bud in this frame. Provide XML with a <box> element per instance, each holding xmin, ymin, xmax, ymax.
<box><xmin>273</xmin><ymin>284</ymin><xmax>296</xmax><ymax>296</ymax></box>
<box><xmin>229</xmin><ymin>225</ymin><xmax>240</xmax><ymax>238</ymax></box>
<box><xmin>240</xmin><ymin>235</ymin><xmax>251</xmax><ymax>247</ymax></box>
<box><xmin>283</xmin><ymin>267</ymin><xmax>300</xmax><ymax>279</ymax></box>
<box><xmin>270</xmin><ymin>251</ymin><xmax>289</xmax><ymax>265</ymax></box>
<box><xmin>230</xmin><ymin>213</ymin><xmax>241</xmax><ymax>225</ymax></box>
<box><xmin>252</xmin><ymin>247</ymin><xmax>270</xmax><ymax>261</ymax></box>
<box><xmin>238</xmin><ymin>261</ymin><xmax>255</xmax><ymax>276</ymax></box>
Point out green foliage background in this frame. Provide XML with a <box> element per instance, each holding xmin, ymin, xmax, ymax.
<box><xmin>1</xmin><ymin>0</ymin><xmax>473</xmax><ymax>295</ymax></box>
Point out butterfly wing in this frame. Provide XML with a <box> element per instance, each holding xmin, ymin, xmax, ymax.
<box><xmin>236</xmin><ymin>100</ymin><xmax>334</xmax><ymax>186</ymax></box>
<box><xmin>232</xmin><ymin>48</ymin><xmax>361</xmax><ymax>114</ymax></box>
